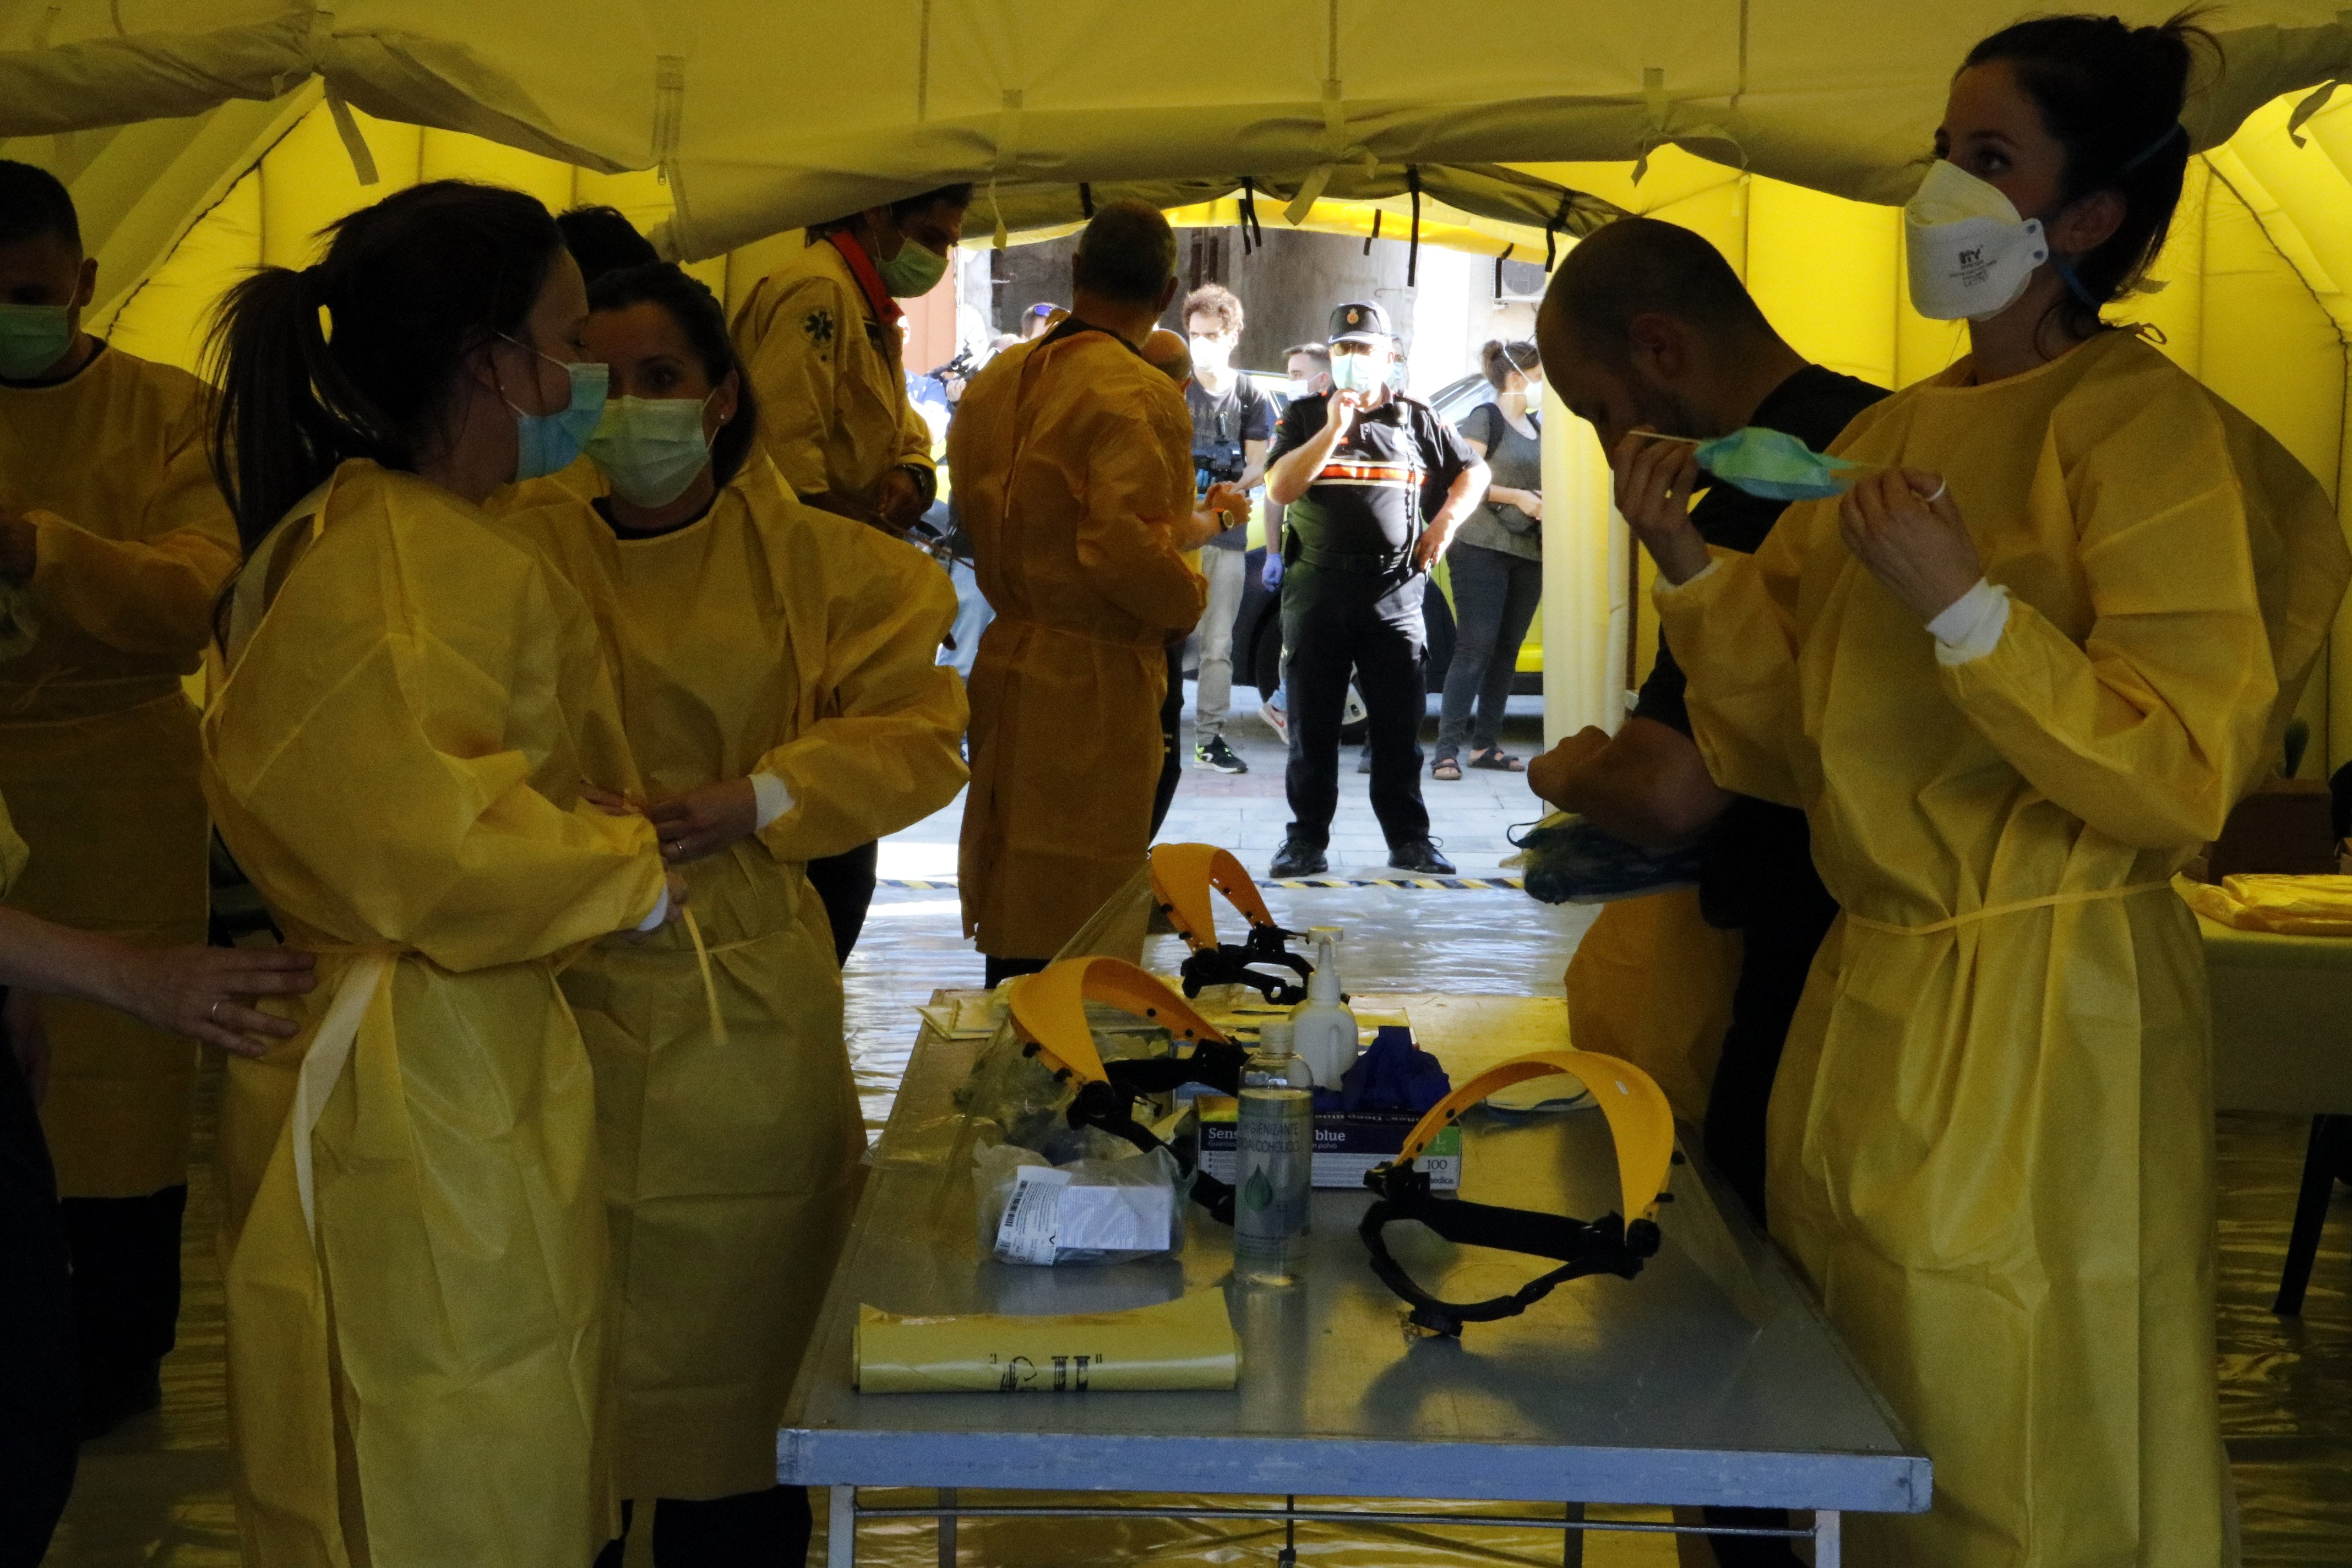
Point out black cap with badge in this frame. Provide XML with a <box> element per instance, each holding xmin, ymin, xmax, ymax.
<box><xmin>1327</xmin><ymin>300</ymin><xmax>1392</xmax><ymax>346</ymax></box>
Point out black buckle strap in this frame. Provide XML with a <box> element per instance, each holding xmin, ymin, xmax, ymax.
<box><xmin>1055</xmin><ymin>1047</ymin><xmax>1251</xmax><ymax>1226</ymax></box>
<box><xmin>1177</xmin><ymin>923</ymin><xmax>1312</xmax><ymax>1005</ymax></box>
<box><xmin>1359</xmin><ymin>1162</ymin><xmax>1662</xmax><ymax>1338</ymax></box>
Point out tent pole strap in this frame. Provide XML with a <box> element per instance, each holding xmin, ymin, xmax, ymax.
<box><xmin>1407</xmin><ymin>166</ymin><xmax>1422</xmax><ymax>287</ymax></box>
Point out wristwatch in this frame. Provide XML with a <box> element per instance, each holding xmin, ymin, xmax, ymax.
<box><xmin>896</xmin><ymin>463</ymin><xmax>938</xmax><ymax>509</ymax></box>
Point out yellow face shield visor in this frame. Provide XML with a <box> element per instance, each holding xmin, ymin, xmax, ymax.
<box><xmin>1360</xmin><ymin>1050</ymin><xmax>1675</xmax><ymax>1337</ymax></box>
<box><xmin>1005</xmin><ymin>956</ymin><xmax>1253</xmax><ymax>1223</ymax></box>
<box><xmin>1148</xmin><ymin>842</ymin><xmax>1313</xmax><ymax>1005</ymax></box>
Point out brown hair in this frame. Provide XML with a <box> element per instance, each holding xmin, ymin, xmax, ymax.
<box><xmin>1184</xmin><ymin>283</ymin><xmax>1244</xmax><ymax>335</ymax></box>
<box><xmin>1479</xmin><ymin>339</ymin><xmax>1540</xmax><ymax>390</ymax></box>
<box><xmin>206</xmin><ymin>180</ymin><xmax>564</xmax><ymax>553</ymax></box>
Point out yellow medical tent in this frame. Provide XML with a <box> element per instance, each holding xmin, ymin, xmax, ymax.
<box><xmin>10</xmin><ymin>0</ymin><xmax>2352</xmax><ymax>766</ymax></box>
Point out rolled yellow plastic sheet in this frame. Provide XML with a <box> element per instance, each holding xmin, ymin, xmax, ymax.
<box><xmin>2177</xmin><ymin>872</ymin><xmax>2352</xmax><ymax>937</ymax></box>
<box><xmin>855</xmin><ymin>1288</ymin><xmax>1238</xmax><ymax>1394</ymax></box>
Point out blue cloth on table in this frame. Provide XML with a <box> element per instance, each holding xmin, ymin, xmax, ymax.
<box><xmin>1312</xmin><ymin>1025</ymin><xmax>1451</xmax><ymax>1115</ymax></box>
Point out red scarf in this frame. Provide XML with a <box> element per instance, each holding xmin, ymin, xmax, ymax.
<box><xmin>827</xmin><ymin>230</ymin><xmax>904</xmax><ymax>328</ymax></box>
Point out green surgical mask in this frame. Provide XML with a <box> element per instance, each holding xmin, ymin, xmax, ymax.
<box><xmin>585</xmin><ymin>394</ymin><xmax>715</xmax><ymax>508</ymax></box>
<box><xmin>1685</xmin><ymin>427</ymin><xmax>1860</xmax><ymax>502</ymax></box>
<box><xmin>1629</xmin><ymin>427</ymin><xmax>1862</xmax><ymax>503</ymax></box>
<box><xmin>0</xmin><ymin>304</ymin><xmax>74</xmax><ymax>379</ymax></box>
<box><xmin>878</xmin><ymin>239</ymin><xmax>950</xmax><ymax>298</ymax></box>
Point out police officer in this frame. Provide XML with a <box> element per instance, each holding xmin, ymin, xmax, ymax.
<box><xmin>1263</xmin><ymin>302</ymin><xmax>1488</xmax><ymax>877</ymax></box>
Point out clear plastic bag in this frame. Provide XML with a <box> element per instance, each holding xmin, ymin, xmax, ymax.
<box><xmin>975</xmin><ymin>1141</ymin><xmax>1186</xmax><ymax>1266</ymax></box>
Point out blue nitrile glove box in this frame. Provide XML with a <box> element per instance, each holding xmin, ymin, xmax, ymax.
<box><xmin>1193</xmin><ymin>1097</ymin><xmax>1462</xmax><ymax>1191</ymax></box>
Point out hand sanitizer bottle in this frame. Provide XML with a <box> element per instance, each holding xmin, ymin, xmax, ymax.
<box><xmin>1289</xmin><ymin>926</ymin><xmax>1359</xmax><ymax>1089</ymax></box>
<box><xmin>1234</xmin><ymin>1020</ymin><xmax>1313</xmax><ymax>1284</ymax></box>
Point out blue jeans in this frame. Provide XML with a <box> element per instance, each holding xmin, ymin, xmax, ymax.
<box><xmin>1436</xmin><ymin>542</ymin><xmax>1542</xmax><ymax>758</ymax></box>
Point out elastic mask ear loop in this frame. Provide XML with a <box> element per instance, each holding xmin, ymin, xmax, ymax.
<box><xmin>2051</xmin><ymin>123</ymin><xmax>2187</xmax><ymax>315</ymax></box>
<box><xmin>495</xmin><ymin>332</ymin><xmax>552</xmax><ymax>418</ymax></box>
<box><xmin>2049</xmin><ymin>251</ymin><xmax>2105</xmax><ymax>313</ymax></box>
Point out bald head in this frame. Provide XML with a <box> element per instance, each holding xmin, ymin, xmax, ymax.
<box><xmin>1538</xmin><ymin>216</ymin><xmax>1801</xmax><ymax>454</ymax></box>
<box><xmin>1140</xmin><ymin>326</ymin><xmax>1193</xmax><ymax>386</ymax></box>
<box><xmin>1541</xmin><ymin>218</ymin><xmax>1772</xmax><ymax>368</ymax></box>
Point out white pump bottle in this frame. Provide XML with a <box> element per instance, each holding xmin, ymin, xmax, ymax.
<box><xmin>1289</xmin><ymin>925</ymin><xmax>1360</xmax><ymax>1088</ymax></box>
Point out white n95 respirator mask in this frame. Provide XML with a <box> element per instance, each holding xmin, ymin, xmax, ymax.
<box><xmin>1903</xmin><ymin>160</ymin><xmax>2052</xmax><ymax>323</ymax></box>
<box><xmin>584</xmin><ymin>394</ymin><xmax>715</xmax><ymax>507</ymax></box>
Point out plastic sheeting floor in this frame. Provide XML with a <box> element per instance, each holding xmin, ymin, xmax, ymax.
<box><xmin>42</xmin><ymin>883</ymin><xmax>2352</xmax><ymax>1566</ymax></box>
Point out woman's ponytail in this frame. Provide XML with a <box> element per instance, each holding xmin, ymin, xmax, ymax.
<box><xmin>204</xmin><ymin>180</ymin><xmax>562</xmax><ymax>556</ymax></box>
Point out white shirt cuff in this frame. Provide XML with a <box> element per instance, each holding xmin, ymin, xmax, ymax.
<box><xmin>1652</xmin><ymin>557</ymin><xmax>1719</xmax><ymax>597</ymax></box>
<box><xmin>1928</xmin><ymin>578</ymin><xmax>2011</xmax><ymax>667</ymax></box>
<box><xmin>750</xmin><ymin>771</ymin><xmax>793</xmax><ymax>830</ymax></box>
<box><xmin>634</xmin><ymin>885</ymin><xmax>670</xmax><ymax>932</ymax></box>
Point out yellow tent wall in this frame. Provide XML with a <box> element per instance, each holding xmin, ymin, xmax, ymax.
<box><xmin>50</xmin><ymin>93</ymin><xmax>2352</xmax><ymax>777</ymax></box>
<box><xmin>1529</xmin><ymin>139</ymin><xmax>2352</xmax><ymax>780</ymax></box>
<box><xmin>87</xmin><ymin>102</ymin><xmax>732</xmax><ymax>371</ymax></box>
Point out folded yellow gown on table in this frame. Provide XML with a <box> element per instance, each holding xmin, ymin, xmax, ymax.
<box><xmin>2177</xmin><ymin>873</ymin><xmax>2352</xmax><ymax>937</ymax></box>
<box><xmin>856</xmin><ymin>1288</ymin><xmax>1238</xmax><ymax>1393</ymax></box>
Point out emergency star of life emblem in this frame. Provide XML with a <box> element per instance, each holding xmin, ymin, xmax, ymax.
<box><xmin>803</xmin><ymin>308</ymin><xmax>835</xmax><ymax>346</ymax></box>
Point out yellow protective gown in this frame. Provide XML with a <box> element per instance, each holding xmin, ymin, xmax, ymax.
<box><xmin>1</xmin><ymin>790</ymin><xmax>26</xmax><ymax>895</ymax></box>
<box><xmin>0</xmin><ymin>342</ymin><xmax>237</xmax><ymax>1196</ymax></box>
<box><xmin>1655</xmin><ymin>329</ymin><xmax>2351</xmax><ymax>1568</ymax></box>
<box><xmin>1562</xmin><ymin>890</ymin><xmax>1741</xmax><ymax>1127</ymax></box>
<box><xmin>730</xmin><ymin>236</ymin><xmax>936</xmax><ymax>520</ymax></box>
<box><xmin>504</xmin><ymin>459</ymin><xmax>967</xmax><ymax>1500</ymax></box>
<box><xmin>950</xmin><ymin>331</ymin><xmax>1207</xmax><ymax>960</ymax></box>
<box><xmin>204</xmin><ymin>460</ymin><xmax>667</xmax><ymax>1568</ymax></box>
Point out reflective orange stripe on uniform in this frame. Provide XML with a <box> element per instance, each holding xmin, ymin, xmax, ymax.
<box><xmin>1314</xmin><ymin>459</ymin><xmax>1421</xmax><ymax>488</ymax></box>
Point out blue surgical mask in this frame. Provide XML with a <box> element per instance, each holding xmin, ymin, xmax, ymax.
<box><xmin>1330</xmin><ymin>352</ymin><xmax>1379</xmax><ymax>394</ymax></box>
<box><xmin>0</xmin><ymin>304</ymin><xmax>74</xmax><ymax>379</ymax></box>
<box><xmin>585</xmin><ymin>394</ymin><xmax>715</xmax><ymax>508</ymax></box>
<box><xmin>502</xmin><ymin>336</ymin><xmax>609</xmax><ymax>481</ymax></box>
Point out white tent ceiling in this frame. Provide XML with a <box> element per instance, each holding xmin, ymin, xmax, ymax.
<box><xmin>8</xmin><ymin>1</ymin><xmax>2352</xmax><ymax>261</ymax></box>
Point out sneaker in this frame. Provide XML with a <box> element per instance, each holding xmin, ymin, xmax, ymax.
<box><xmin>1356</xmin><ymin>746</ymin><xmax>1373</xmax><ymax>775</ymax></box>
<box><xmin>1269</xmin><ymin>836</ymin><xmax>1329</xmax><ymax>878</ymax></box>
<box><xmin>1194</xmin><ymin>736</ymin><xmax>1248</xmax><ymax>774</ymax></box>
<box><xmin>1387</xmin><ymin>836</ymin><xmax>1456</xmax><ymax>875</ymax></box>
<box><xmin>1257</xmin><ymin>698</ymin><xmax>1288</xmax><ymax>743</ymax></box>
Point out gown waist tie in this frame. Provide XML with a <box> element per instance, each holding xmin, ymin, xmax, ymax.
<box><xmin>1842</xmin><ymin>880</ymin><xmax>2174</xmax><ymax>938</ymax></box>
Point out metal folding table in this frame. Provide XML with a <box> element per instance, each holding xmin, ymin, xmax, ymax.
<box><xmin>780</xmin><ymin>993</ymin><xmax>1929</xmax><ymax>1565</ymax></box>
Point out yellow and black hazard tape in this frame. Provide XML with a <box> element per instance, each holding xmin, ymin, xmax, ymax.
<box><xmin>876</xmin><ymin>876</ymin><xmax>1524</xmax><ymax>891</ymax></box>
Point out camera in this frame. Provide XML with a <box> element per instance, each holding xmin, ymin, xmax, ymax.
<box><xmin>1195</xmin><ymin>439</ymin><xmax>1246</xmax><ymax>497</ymax></box>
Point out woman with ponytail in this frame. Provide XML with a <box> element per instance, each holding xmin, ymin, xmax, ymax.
<box><xmin>1607</xmin><ymin>13</ymin><xmax>2351</xmax><ymax>1564</ymax></box>
<box><xmin>202</xmin><ymin>181</ymin><xmax>676</xmax><ymax>1568</ymax></box>
<box><xmin>505</xmin><ymin>263</ymin><xmax>967</xmax><ymax>1567</ymax></box>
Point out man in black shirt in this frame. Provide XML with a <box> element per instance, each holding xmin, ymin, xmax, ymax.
<box><xmin>1526</xmin><ymin>221</ymin><xmax>1881</xmax><ymax>1568</ymax></box>
<box><xmin>1264</xmin><ymin>302</ymin><xmax>1490</xmax><ymax>876</ymax></box>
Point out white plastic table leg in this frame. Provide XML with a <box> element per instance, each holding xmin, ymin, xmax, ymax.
<box><xmin>830</xmin><ymin>1484</ymin><xmax>857</xmax><ymax>1568</ymax></box>
<box><xmin>1816</xmin><ymin>1509</ymin><xmax>1841</xmax><ymax>1568</ymax></box>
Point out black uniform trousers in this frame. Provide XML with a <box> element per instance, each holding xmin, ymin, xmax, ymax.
<box><xmin>1</xmin><ymin>1007</ymin><xmax>78</xmax><ymax>1568</ymax></box>
<box><xmin>1280</xmin><ymin>561</ymin><xmax>1430</xmax><ymax>848</ymax></box>
<box><xmin>803</xmin><ymin>842</ymin><xmax>879</xmax><ymax>967</ymax></box>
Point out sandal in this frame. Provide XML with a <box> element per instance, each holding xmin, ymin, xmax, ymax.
<box><xmin>1468</xmin><ymin>748</ymin><xmax>1525</xmax><ymax>772</ymax></box>
<box><xmin>1432</xmin><ymin>756</ymin><xmax>1463</xmax><ymax>781</ymax></box>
